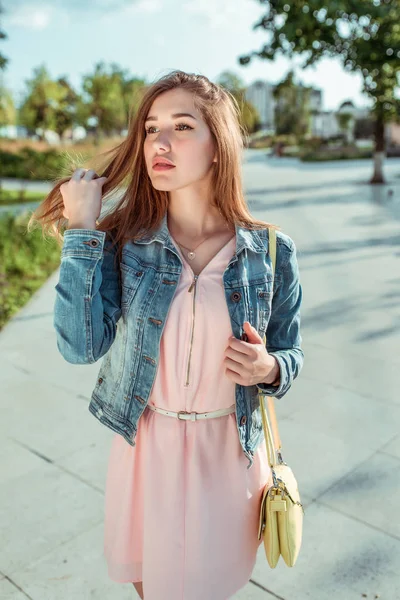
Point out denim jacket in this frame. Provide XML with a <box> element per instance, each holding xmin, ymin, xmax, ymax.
<box><xmin>53</xmin><ymin>211</ymin><xmax>304</xmax><ymax>469</ymax></box>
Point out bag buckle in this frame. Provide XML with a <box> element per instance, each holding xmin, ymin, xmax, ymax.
<box><xmin>277</xmin><ymin>450</ymin><xmax>287</xmax><ymax>465</ymax></box>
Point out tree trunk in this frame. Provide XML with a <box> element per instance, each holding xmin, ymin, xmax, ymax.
<box><xmin>370</xmin><ymin>114</ymin><xmax>385</xmax><ymax>184</ymax></box>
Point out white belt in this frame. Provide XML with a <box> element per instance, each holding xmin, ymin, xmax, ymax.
<box><xmin>146</xmin><ymin>403</ymin><xmax>236</xmax><ymax>421</ymax></box>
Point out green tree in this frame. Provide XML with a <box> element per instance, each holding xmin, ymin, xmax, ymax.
<box><xmin>336</xmin><ymin>113</ymin><xmax>354</xmax><ymax>144</ymax></box>
<box><xmin>107</xmin><ymin>63</ymin><xmax>147</xmax><ymax>129</ymax></box>
<box><xmin>80</xmin><ymin>61</ymin><xmax>127</xmax><ymax>144</ymax></box>
<box><xmin>216</xmin><ymin>70</ymin><xmax>261</xmax><ymax>135</ymax></box>
<box><xmin>0</xmin><ymin>85</ymin><xmax>15</xmax><ymax>129</ymax></box>
<box><xmin>52</xmin><ymin>77</ymin><xmax>80</xmax><ymax>140</ymax></box>
<box><xmin>238</xmin><ymin>0</ymin><xmax>400</xmax><ymax>183</ymax></box>
<box><xmin>273</xmin><ymin>70</ymin><xmax>312</xmax><ymax>138</ymax></box>
<box><xmin>0</xmin><ymin>2</ymin><xmax>8</xmax><ymax>71</ymax></box>
<box><xmin>18</xmin><ymin>65</ymin><xmax>64</xmax><ymax>140</ymax></box>
<box><xmin>336</xmin><ymin>101</ymin><xmax>357</xmax><ymax>143</ymax></box>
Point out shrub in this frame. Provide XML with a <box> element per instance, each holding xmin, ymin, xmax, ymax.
<box><xmin>0</xmin><ymin>211</ymin><xmax>61</xmax><ymax>330</ymax></box>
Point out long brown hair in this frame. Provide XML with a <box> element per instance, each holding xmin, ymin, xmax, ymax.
<box><xmin>27</xmin><ymin>69</ymin><xmax>280</xmax><ymax>268</ymax></box>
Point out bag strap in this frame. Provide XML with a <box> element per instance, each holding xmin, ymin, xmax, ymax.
<box><xmin>259</xmin><ymin>228</ymin><xmax>283</xmax><ymax>469</ymax></box>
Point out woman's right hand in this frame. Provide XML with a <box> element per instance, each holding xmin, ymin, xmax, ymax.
<box><xmin>60</xmin><ymin>168</ymin><xmax>108</xmax><ymax>227</ymax></box>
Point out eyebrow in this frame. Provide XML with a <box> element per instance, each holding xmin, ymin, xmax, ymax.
<box><xmin>144</xmin><ymin>112</ymin><xmax>198</xmax><ymax>123</ymax></box>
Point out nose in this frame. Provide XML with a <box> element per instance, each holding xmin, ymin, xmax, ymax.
<box><xmin>152</xmin><ymin>131</ymin><xmax>171</xmax><ymax>151</ymax></box>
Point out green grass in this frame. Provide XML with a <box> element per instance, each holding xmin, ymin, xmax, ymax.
<box><xmin>0</xmin><ymin>211</ymin><xmax>61</xmax><ymax>331</ymax></box>
<box><xmin>0</xmin><ymin>188</ymin><xmax>46</xmax><ymax>206</ymax></box>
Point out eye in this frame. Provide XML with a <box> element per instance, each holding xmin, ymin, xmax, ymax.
<box><xmin>145</xmin><ymin>123</ymin><xmax>193</xmax><ymax>134</ymax></box>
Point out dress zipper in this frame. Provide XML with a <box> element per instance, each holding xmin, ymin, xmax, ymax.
<box><xmin>185</xmin><ymin>275</ymin><xmax>198</xmax><ymax>386</ymax></box>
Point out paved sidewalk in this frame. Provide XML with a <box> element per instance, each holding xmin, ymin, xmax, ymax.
<box><xmin>1</xmin><ymin>153</ymin><xmax>399</xmax><ymax>599</ymax></box>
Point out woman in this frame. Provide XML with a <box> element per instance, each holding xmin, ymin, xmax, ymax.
<box><xmin>29</xmin><ymin>70</ymin><xmax>304</xmax><ymax>599</ymax></box>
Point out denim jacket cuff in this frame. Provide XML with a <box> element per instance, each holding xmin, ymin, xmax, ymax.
<box><xmin>256</xmin><ymin>352</ymin><xmax>287</xmax><ymax>398</ymax></box>
<box><xmin>61</xmin><ymin>229</ymin><xmax>106</xmax><ymax>259</ymax></box>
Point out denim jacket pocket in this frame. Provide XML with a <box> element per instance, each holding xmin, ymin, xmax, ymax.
<box><xmin>257</xmin><ymin>287</ymin><xmax>273</xmax><ymax>332</ymax></box>
<box><xmin>248</xmin><ymin>279</ymin><xmax>273</xmax><ymax>334</ymax></box>
<box><xmin>120</xmin><ymin>263</ymin><xmax>145</xmax><ymax>311</ymax></box>
<box><xmin>92</xmin><ymin>360</ymin><xmax>120</xmax><ymax>404</ymax></box>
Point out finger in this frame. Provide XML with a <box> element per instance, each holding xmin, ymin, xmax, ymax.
<box><xmin>82</xmin><ymin>169</ymin><xmax>98</xmax><ymax>181</ymax></box>
<box><xmin>225</xmin><ymin>367</ymin><xmax>244</xmax><ymax>385</ymax></box>
<box><xmin>93</xmin><ymin>176</ymin><xmax>108</xmax><ymax>186</ymax></box>
<box><xmin>71</xmin><ymin>168</ymin><xmax>87</xmax><ymax>181</ymax></box>
<box><xmin>229</xmin><ymin>337</ymin><xmax>251</xmax><ymax>356</ymax></box>
<box><xmin>225</xmin><ymin>357</ymin><xmax>244</xmax><ymax>376</ymax></box>
<box><xmin>225</xmin><ymin>346</ymin><xmax>242</xmax><ymax>361</ymax></box>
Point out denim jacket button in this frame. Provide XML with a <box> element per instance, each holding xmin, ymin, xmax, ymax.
<box><xmin>240</xmin><ymin>415</ymin><xmax>247</xmax><ymax>425</ymax></box>
<box><xmin>231</xmin><ymin>291</ymin><xmax>241</xmax><ymax>302</ymax></box>
<box><xmin>89</xmin><ymin>239</ymin><xmax>99</xmax><ymax>247</ymax></box>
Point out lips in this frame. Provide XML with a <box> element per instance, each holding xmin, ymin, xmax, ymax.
<box><xmin>152</xmin><ymin>157</ymin><xmax>175</xmax><ymax>167</ymax></box>
<box><xmin>152</xmin><ymin>162</ymin><xmax>176</xmax><ymax>171</ymax></box>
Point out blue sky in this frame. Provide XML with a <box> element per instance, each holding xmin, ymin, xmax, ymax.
<box><xmin>1</xmin><ymin>0</ymin><xmax>371</xmax><ymax>111</ymax></box>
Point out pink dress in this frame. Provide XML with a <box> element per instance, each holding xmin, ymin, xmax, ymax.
<box><xmin>103</xmin><ymin>234</ymin><xmax>272</xmax><ymax>600</ymax></box>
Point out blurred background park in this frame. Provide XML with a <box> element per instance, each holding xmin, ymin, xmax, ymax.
<box><xmin>0</xmin><ymin>0</ymin><xmax>399</xmax><ymax>331</ymax></box>
<box><xmin>0</xmin><ymin>2</ymin><xmax>400</xmax><ymax>600</ymax></box>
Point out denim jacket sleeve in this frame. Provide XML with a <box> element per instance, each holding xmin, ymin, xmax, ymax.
<box><xmin>256</xmin><ymin>238</ymin><xmax>304</xmax><ymax>400</ymax></box>
<box><xmin>53</xmin><ymin>228</ymin><xmax>122</xmax><ymax>364</ymax></box>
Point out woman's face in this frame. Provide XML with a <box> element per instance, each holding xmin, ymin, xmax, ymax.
<box><xmin>143</xmin><ymin>88</ymin><xmax>217</xmax><ymax>192</ymax></box>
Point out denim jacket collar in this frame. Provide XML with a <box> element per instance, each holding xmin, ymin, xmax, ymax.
<box><xmin>133</xmin><ymin>211</ymin><xmax>267</xmax><ymax>256</ymax></box>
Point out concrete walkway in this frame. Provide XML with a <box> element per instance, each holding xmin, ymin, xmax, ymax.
<box><xmin>1</xmin><ymin>152</ymin><xmax>399</xmax><ymax>599</ymax></box>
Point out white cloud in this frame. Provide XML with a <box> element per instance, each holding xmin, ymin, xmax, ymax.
<box><xmin>4</xmin><ymin>3</ymin><xmax>55</xmax><ymax>30</ymax></box>
<box><xmin>183</xmin><ymin>0</ymin><xmax>255</xmax><ymax>30</ymax></box>
<box><xmin>2</xmin><ymin>0</ymin><xmax>134</xmax><ymax>11</ymax></box>
<box><xmin>95</xmin><ymin>0</ymin><xmax>162</xmax><ymax>25</ymax></box>
<box><xmin>97</xmin><ymin>0</ymin><xmax>162</xmax><ymax>19</ymax></box>
<box><xmin>134</xmin><ymin>0</ymin><xmax>162</xmax><ymax>13</ymax></box>
<box><xmin>3</xmin><ymin>0</ymin><xmax>252</xmax><ymax>30</ymax></box>
<box><xmin>1</xmin><ymin>0</ymin><xmax>158</xmax><ymax>30</ymax></box>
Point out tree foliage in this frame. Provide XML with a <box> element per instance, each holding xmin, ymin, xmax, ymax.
<box><xmin>0</xmin><ymin>2</ymin><xmax>8</xmax><ymax>71</ymax></box>
<box><xmin>273</xmin><ymin>70</ymin><xmax>312</xmax><ymax>137</ymax></box>
<box><xmin>15</xmin><ymin>62</ymin><xmax>147</xmax><ymax>143</ymax></box>
<box><xmin>19</xmin><ymin>66</ymin><xmax>66</xmax><ymax>139</ymax></box>
<box><xmin>239</xmin><ymin>0</ymin><xmax>400</xmax><ymax>122</ymax></box>
<box><xmin>216</xmin><ymin>70</ymin><xmax>262</xmax><ymax>134</ymax></box>
<box><xmin>0</xmin><ymin>84</ymin><xmax>15</xmax><ymax>127</ymax></box>
<box><xmin>239</xmin><ymin>0</ymin><xmax>400</xmax><ymax>181</ymax></box>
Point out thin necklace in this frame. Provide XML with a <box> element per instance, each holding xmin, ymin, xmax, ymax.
<box><xmin>169</xmin><ymin>219</ymin><xmax>233</xmax><ymax>261</ymax></box>
<box><xmin>176</xmin><ymin>234</ymin><xmax>216</xmax><ymax>261</ymax></box>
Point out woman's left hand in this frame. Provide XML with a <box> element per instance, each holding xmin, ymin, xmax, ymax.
<box><xmin>223</xmin><ymin>321</ymin><xmax>279</xmax><ymax>386</ymax></box>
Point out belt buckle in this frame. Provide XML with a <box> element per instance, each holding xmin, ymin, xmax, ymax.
<box><xmin>177</xmin><ymin>410</ymin><xmax>196</xmax><ymax>420</ymax></box>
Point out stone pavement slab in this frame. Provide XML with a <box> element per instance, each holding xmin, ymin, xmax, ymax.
<box><xmin>1</xmin><ymin>153</ymin><xmax>399</xmax><ymax>599</ymax></box>
<box><xmin>250</xmin><ymin>500</ymin><xmax>400</xmax><ymax>600</ymax></box>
